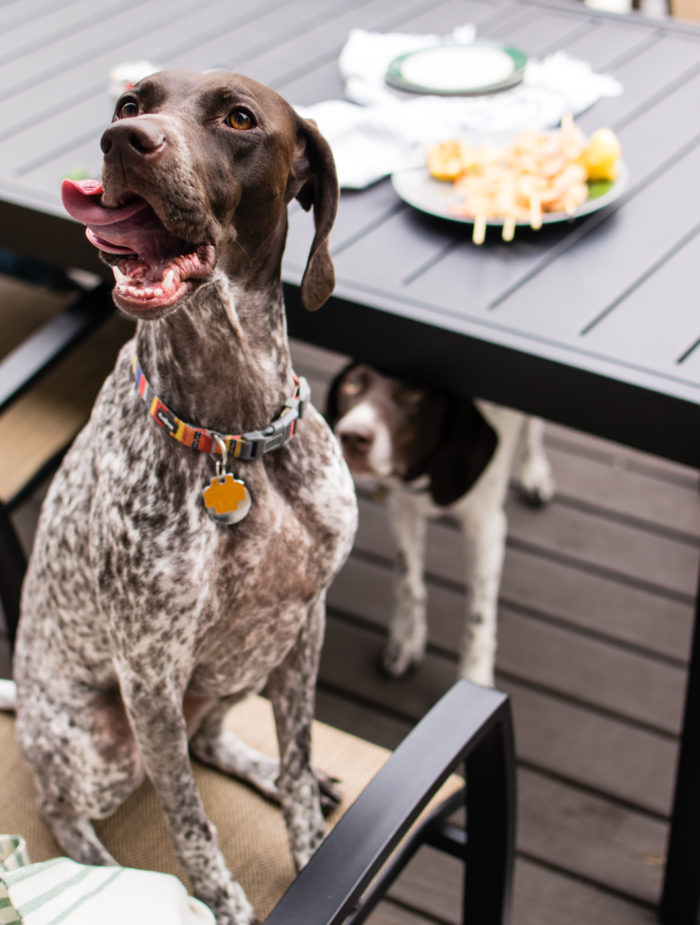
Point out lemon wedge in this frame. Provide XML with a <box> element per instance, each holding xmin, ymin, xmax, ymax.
<box><xmin>578</xmin><ymin>128</ymin><xmax>621</xmax><ymax>182</ymax></box>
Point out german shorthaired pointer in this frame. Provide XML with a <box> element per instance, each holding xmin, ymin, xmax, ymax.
<box><xmin>327</xmin><ymin>363</ymin><xmax>554</xmax><ymax>687</ymax></box>
<box><xmin>13</xmin><ymin>70</ymin><xmax>357</xmax><ymax>925</ymax></box>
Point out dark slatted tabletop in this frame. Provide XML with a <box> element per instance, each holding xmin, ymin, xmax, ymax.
<box><xmin>1</xmin><ymin>0</ymin><xmax>700</xmax><ymax>465</ymax></box>
<box><xmin>0</xmin><ymin>1</ymin><xmax>698</xmax><ymax>922</ymax></box>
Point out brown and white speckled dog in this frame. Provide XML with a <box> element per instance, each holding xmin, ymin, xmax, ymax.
<box><xmin>13</xmin><ymin>70</ymin><xmax>357</xmax><ymax>925</ymax></box>
<box><xmin>327</xmin><ymin>363</ymin><xmax>554</xmax><ymax>687</ymax></box>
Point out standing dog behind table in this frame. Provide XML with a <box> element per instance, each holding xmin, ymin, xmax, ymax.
<box><xmin>327</xmin><ymin>362</ymin><xmax>554</xmax><ymax>687</ymax></box>
<box><xmin>13</xmin><ymin>70</ymin><xmax>357</xmax><ymax>925</ymax></box>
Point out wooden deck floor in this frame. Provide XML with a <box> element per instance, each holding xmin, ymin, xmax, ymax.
<box><xmin>1</xmin><ymin>280</ymin><xmax>698</xmax><ymax>925</ymax></box>
<box><xmin>294</xmin><ymin>340</ymin><xmax>698</xmax><ymax>925</ymax></box>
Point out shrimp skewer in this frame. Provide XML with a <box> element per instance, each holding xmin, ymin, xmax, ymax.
<box><xmin>427</xmin><ymin>118</ymin><xmax>599</xmax><ymax>244</ymax></box>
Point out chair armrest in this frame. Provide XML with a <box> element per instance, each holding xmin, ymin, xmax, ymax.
<box><xmin>264</xmin><ymin>679</ymin><xmax>515</xmax><ymax>925</ymax></box>
<box><xmin>0</xmin><ymin>281</ymin><xmax>112</xmax><ymax>412</ymax></box>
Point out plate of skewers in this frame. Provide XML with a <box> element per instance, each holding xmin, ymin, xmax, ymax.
<box><xmin>391</xmin><ymin>117</ymin><xmax>626</xmax><ymax>244</ymax></box>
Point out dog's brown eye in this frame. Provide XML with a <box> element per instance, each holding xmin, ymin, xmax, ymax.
<box><xmin>341</xmin><ymin>379</ymin><xmax>363</xmax><ymax>397</ymax></box>
<box><xmin>397</xmin><ymin>387</ymin><xmax>424</xmax><ymax>406</ymax></box>
<box><xmin>225</xmin><ymin>108</ymin><xmax>255</xmax><ymax>131</ymax></box>
<box><xmin>116</xmin><ymin>99</ymin><xmax>139</xmax><ymax>119</ymax></box>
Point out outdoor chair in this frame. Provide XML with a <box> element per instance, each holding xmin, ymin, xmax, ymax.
<box><xmin>0</xmin><ymin>679</ymin><xmax>515</xmax><ymax>925</ymax></box>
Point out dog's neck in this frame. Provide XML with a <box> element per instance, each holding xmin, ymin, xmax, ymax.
<box><xmin>134</xmin><ymin>271</ymin><xmax>294</xmax><ymax>437</ymax></box>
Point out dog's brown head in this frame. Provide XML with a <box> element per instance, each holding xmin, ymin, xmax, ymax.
<box><xmin>61</xmin><ymin>69</ymin><xmax>338</xmax><ymax>320</ymax></box>
<box><xmin>327</xmin><ymin>363</ymin><xmax>498</xmax><ymax>507</ymax></box>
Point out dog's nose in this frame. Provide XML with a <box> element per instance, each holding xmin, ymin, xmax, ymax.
<box><xmin>338</xmin><ymin>427</ymin><xmax>374</xmax><ymax>457</ymax></box>
<box><xmin>100</xmin><ymin>118</ymin><xmax>166</xmax><ymax>161</ymax></box>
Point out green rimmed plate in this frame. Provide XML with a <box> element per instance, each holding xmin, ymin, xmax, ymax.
<box><xmin>385</xmin><ymin>42</ymin><xmax>528</xmax><ymax>96</ymax></box>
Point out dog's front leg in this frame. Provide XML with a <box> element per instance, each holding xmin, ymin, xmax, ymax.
<box><xmin>458</xmin><ymin>506</ymin><xmax>507</xmax><ymax>687</ymax></box>
<box><xmin>382</xmin><ymin>490</ymin><xmax>428</xmax><ymax>677</ymax></box>
<box><xmin>191</xmin><ymin>695</ymin><xmax>341</xmax><ymax>812</ymax></box>
<box><xmin>266</xmin><ymin>593</ymin><xmax>327</xmax><ymax>870</ymax></box>
<box><xmin>117</xmin><ymin>663</ymin><xmax>256</xmax><ymax>925</ymax></box>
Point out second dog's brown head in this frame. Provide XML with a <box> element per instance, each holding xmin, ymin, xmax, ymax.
<box><xmin>61</xmin><ymin>69</ymin><xmax>338</xmax><ymax>320</ymax></box>
<box><xmin>326</xmin><ymin>363</ymin><xmax>498</xmax><ymax>507</ymax></box>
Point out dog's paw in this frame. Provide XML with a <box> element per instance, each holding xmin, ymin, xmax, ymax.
<box><xmin>197</xmin><ymin>880</ymin><xmax>257</xmax><ymax>925</ymax></box>
<box><xmin>517</xmin><ymin>481</ymin><xmax>554</xmax><ymax>508</ymax></box>
<box><xmin>288</xmin><ymin>812</ymin><xmax>327</xmax><ymax>872</ymax></box>
<box><xmin>377</xmin><ymin>644</ymin><xmax>421</xmax><ymax>680</ymax></box>
<box><xmin>517</xmin><ymin>460</ymin><xmax>555</xmax><ymax>508</ymax></box>
<box><xmin>316</xmin><ymin>768</ymin><xmax>343</xmax><ymax>814</ymax></box>
<box><xmin>293</xmin><ymin>823</ymin><xmax>327</xmax><ymax>872</ymax></box>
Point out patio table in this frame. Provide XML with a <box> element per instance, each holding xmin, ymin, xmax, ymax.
<box><xmin>0</xmin><ymin>0</ymin><xmax>698</xmax><ymax>920</ymax></box>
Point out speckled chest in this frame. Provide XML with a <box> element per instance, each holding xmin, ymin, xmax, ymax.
<box><xmin>32</xmin><ymin>343</ymin><xmax>356</xmax><ymax>692</ymax></box>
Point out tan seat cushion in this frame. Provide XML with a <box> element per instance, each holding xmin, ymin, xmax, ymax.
<box><xmin>0</xmin><ymin>696</ymin><xmax>461</xmax><ymax>920</ymax></box>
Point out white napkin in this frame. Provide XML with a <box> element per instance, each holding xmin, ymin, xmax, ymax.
<box><xmin>0</xmin><ymin>835</ymin><xmax>215</xmax><ymax>925</ymax></box>
<box><xmin>297</xmin><ymin>27</ymin><xmax>623</xmax><ymax>188</ymax></box>
<box><xmin>0</xmin><ymin>679</ymin><xmax>16</xmax><ymax>711</ymax></box>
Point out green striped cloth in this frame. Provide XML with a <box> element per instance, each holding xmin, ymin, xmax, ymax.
<box><xmin>0</xmin><ymin>836</ymin><xmax>214</xmax><ymax>925</ymax></box>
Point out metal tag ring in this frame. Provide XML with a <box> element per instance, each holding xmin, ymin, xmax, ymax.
<box><xmin>210</xmin><ymin>434</ymin><xmax>228</xmax><ymax>475</ymax></box>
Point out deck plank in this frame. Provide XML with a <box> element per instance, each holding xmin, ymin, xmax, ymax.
<box><xmin>537</xmin><ymin>444</ymin><xmax>700</xmax><ymax>540</ymax></box>
<box><xmin>386</xmin><ymin>847</ymin><xmax>662</xmax><ymax>925</ymax></box>
<box><xmin>318</xmin><ymin>617</ymin><xmax>668</xmax><ymax>907</ymax></box>
<box><xmin>329</xmin><ymin>544</ymin><xmax>688</xmax><ymax>726</ymax></box>
<box><xmin>341</xmin><ymin>492</ymin><xmax>695</xmax><ymax>659</ymax></box>
<box><xmin>332</xmin><ymin>504</ymin><xmax>693</xmax><ymax>664</ymax></box>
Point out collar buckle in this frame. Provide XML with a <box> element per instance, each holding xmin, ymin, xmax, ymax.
<box><xmin>241</xmin><ymin>376</ymin><xmax>310</xmax><ymax>459</ymax></box>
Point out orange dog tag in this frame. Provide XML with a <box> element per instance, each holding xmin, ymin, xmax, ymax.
<box><xmin>203</xmin><ymin>473</ymin><xmax>251</xmax><ymax>525</ymax></box>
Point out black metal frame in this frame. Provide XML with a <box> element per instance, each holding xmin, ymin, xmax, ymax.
<box><xmin>660</xmin><ymin>572</ymin><xmax>700</xmax><ymax>924</ymax></box>
<box><xmin>0</xmin><ymin>271</ymin><xmax>114</xmax><ymax>644</ymax></box>
<box><xmin>0</xmin><ymin>279</ymin><xmax>113</xmax><ymax>415</ymax></box>
<box><xmin>0</xmin><ymin>500</ymin><xmax>24</xmax><ymax>652</ymax></box>
<box><xmin>265</xmin><ymin>680</ymin><xmax>515</xmax><ymax>925</ymax></box>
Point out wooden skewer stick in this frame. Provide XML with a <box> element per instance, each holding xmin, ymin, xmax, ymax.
<box><xmin>502</xmin><ymin>215</ymin><xmax>516</xmax><ymax>242</ymax></box>
<box><xmin>473</xmin><ymin>214</ymin><xmax>487</xmax><ymax>245</ymax></box>
<box><xmin>529</xmin><ymin>193</ymin><xmax>543</xmax><ymax>231</ymax></box>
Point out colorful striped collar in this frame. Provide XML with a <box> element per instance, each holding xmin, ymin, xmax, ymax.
<box><xmin>133</xmin><ymin>354</ymin><xmax>309</xmax><ymax>460</ymax></box>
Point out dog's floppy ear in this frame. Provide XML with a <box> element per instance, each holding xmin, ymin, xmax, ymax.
<box><xmin>428</xmin><ymin>398</ymin><xmax>498</xmax><ymax>506</ymax></box>
<box><xmin>291</xmin><ymin>116</ymin><xmax>339</xmax><ymax>312</ymax></box>
<box><xmin>324</xmin><ymin>361</ymin><xmax>358</xmax><ymax>426</ymax></box>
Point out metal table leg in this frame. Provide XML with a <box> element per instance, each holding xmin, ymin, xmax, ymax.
<box><xmin>660</xmin><ymin>565</ymin><xmax>700</xmax><ymax>923</ymax></box>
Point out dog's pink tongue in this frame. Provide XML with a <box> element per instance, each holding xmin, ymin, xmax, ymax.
<box><xmin>61</xmin><ymin>178</ymin><xmax>174</xmax><ymax>259</ymax></box>
<box><xmin>62</xmin><ymin>178</ymin><xmax>147</xmax><ymax>226</ymax></box>
<box><xmin>62</xmin><ymin>178</ymin><xmax>148</xmax><ymax>256</ymax></box>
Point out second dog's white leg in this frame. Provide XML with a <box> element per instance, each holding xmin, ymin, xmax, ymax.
<box><xmin>517</xmin><ymin>417</ymin><xmax>555</xmax><ymax>506</ymax></box>
<box><xmin>382</xmin><ymin>490</ymin><xmax>428</xmax><ymax>677</ymax></box>
<box><xmin>458</xmin><ymin>506</ymin><xmax>507</xmax><ymax>687</ymax></box>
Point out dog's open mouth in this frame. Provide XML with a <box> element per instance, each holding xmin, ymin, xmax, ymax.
<box><xmin>61</xmin><ymin>178</ymin><xmax>216</xmax><ymax>316</ymax></box>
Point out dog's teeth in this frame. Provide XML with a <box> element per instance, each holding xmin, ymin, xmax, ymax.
<box><xmin>163</xmin><ymin>269</ymin><xmax>176</xmax><ymax>290</ymax></box>
<box><xmin>153</xmin><ymin>288</ymin><xmax>164</xmax><ymax>297</ymax></box>
<box><xmin>112</xmin><ymin>265</ymin><xmax>129</xmax><ymax>285</ymax></box>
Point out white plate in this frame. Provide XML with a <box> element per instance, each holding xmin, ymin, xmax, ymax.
<box><xmin>386</xmin><ymin>42</ymin><xmax>527</xmax><ymax>96</ymax></box>
<box><xmin>391</xmin><ymin>162</ymin><xmax>627</xmax><ymax>231</ymax></box>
